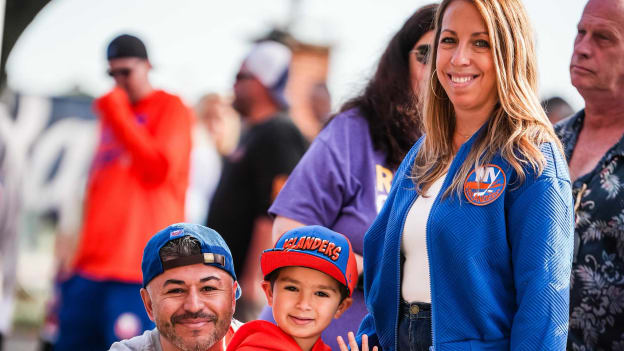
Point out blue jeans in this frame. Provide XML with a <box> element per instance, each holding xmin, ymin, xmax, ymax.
<box><xmin>398</xmin><ymin>300</ymin><xmax>432</xmax><ymax>351</ymax></box>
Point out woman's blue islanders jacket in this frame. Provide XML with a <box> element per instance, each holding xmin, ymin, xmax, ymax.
<box><xmin>358</xmin><ymin>132</ymin><xmax>574</xmax><ymax>351</ymax></box>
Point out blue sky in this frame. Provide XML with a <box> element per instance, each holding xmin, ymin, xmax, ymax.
<box><xmin>7</xmin><ymin>0</ymin><xmax>587</xmax><ymax>110</ymax></box>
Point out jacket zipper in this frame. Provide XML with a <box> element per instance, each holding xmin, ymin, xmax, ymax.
<box><xmin>424</xmin><ymin>171</ymin><xmax>451</xmax><ymax>351</ymax></box>
<box><xmin>395</xmin><ymin>192</ymin><xmax>418</xmax><ymax>350</ymax></box>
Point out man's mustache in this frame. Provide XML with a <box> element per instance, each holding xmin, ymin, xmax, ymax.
<box><xmin>171</xmin><ymin>311</ymin><xmax>218</xmax><ymax>325</ymax></box>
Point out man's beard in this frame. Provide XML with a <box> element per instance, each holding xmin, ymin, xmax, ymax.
<box><xmin>156</xmin><ymin>310</ymin><xmax>232</xmax><ymax>351</ymax></box>
<box><xmin>232</xmin><ymin>95</ymin><xmax>251</xmax><ymax>118</ymax></box>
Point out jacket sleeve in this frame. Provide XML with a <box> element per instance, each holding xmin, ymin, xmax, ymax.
<box><xmin>95</xmin><ymin>87</ymin><xmax>192</xmax><ymax>184</ymax></box>
<box><xmin>507</xmin><ymin>176</ymin><xmax>574</xmax><ymax>350</ymax></box>
<box><xmin>357</xmin><ymin>137</ymin><xmax>424</xmax><ymax>350</ymax></box>
<box><xmin>356</xmin><ymin>313</ymin><xmax>382</xmax><ymax>350</ymax></box>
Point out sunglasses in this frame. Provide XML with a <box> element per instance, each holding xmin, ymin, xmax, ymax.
<box><xmin>107</xmin><ymin>68</ymin><xmax>132</xmax><ymax>78</ymax></box>
<box><xmin>411</xmin><ymin>44</ymin><xmax>431</xmax><ymax>65</ymax></box>
<box><xmin>235</xmin><ymin>72</ymin><xmax>254</xmax><ymax>82</ymax></box>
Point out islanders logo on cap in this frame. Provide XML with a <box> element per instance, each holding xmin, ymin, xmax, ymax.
<box><xmin>169</xmin><ymin>229</ymin><xmax>184</xmax><ymax>238</ymax></box>
<box><xmin>281</xmin><ymin>236</ymin><xmax>343</xmax><ymax>261</ymax></box>
<box><xmin>463</xmin><ymin>164</ymin><xmax>506</xmax><ymax>206</ymax></box>
<box><xmin>261</xmin><ymin>225</ymin><xmax>358</xmax><ymax>296</ymax></box>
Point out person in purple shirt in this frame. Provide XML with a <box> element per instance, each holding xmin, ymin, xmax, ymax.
<box><xmin>259</xmin><ymin>4</ymin><xmax>438</xmax><ymax>350</ymax></box>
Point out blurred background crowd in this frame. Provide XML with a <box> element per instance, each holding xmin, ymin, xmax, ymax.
<box><xmin>0</xmin><ymin>0</ymin><xmax>586</xmax><ymax>349</ymax></box>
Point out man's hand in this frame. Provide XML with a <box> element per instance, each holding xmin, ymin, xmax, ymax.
<box><xmin>96</xmin><ymin>86</ymin><xmax>130</xmax><ymax>114</ymax></box>
<box><xmin>337</xmin><ymin>332</ymin><xmax>378</xmax><ymax>351</ymax></box>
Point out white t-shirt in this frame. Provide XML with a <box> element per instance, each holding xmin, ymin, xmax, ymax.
<box><xmin>109</xmin><ymin>328</ymin><xmax>162</xmax><ymax>351</ymax></box>
<box><xmin>401</xmin><ymin>173</ymin><xmax>447</xmax><ymax>303</ymax></box>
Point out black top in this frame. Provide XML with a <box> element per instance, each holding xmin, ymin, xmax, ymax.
<box><xmin>207</xmin><ymin>113</ymin><xmax>307</xmax><ymax>277</ymax></box>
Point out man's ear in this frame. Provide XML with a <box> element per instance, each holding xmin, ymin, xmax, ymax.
<box><xmin>261</xmin><ymin>280</ymin><xmax>274</xmax><ymax>307</ymax></box>
<box><xmin>334</xmin><ymin>297</ymin><xmax>353</xmax><ymax>319</ymax></box>
<box><xmin>140</xmin><ymin>288</ymin><xmax>155</xmax><ymax>322</ymax></box>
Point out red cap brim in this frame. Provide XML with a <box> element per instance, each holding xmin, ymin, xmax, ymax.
<box><xmin>261</xmin><ymin>250</ymin><xmax>352</xmax><ymax>296</ymax></box>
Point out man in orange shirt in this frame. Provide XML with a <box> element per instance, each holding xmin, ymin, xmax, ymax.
<box><xmin>55</xmin><ymin>34</ymin><xmax>192</xmax><ymax>350</ymax></box>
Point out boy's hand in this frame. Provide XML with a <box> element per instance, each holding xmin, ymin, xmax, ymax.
<box><xmin>337</xmin><ymin>332</ymin><xmax>379</xmax><ymax>351</ymax></box>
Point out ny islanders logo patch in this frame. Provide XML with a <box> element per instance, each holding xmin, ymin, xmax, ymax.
<box><xmin>463</xmin><ymin>164</ymin><xmax>506</xmax><ymax>206</ymax></box>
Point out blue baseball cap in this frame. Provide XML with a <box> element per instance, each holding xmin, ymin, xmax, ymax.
<box><xmin>141</xmin><ymin>223</ymin><xmax>241</xmax><ymax>299</ymax></box>
<box><xmin>261</xmin><ymin>225</ymin><xmax>358</xmax><ymax>296</ymax></box>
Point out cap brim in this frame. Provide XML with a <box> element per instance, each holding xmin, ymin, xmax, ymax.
<box><xmin>261</xmin><ymin>250</ymin><xmax>349</xmax><ymax>295</ymax></box>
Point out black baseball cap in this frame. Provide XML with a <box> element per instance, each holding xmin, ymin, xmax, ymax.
<box><xmin>107</xmin><ymin>34</ymin><xmax>148</xmax><ymax>60</ymax></box>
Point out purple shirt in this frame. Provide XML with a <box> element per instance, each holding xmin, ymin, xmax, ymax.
<box><xmin>264</xmin><ymin>108</ymin><xmax>394</xmax><ymax>350</ymax></box>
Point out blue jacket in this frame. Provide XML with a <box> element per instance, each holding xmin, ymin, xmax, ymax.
<box><xmin>358</xmin><ymin>132</ymin><xmax>574</xmax><ymax>350</ymax></box>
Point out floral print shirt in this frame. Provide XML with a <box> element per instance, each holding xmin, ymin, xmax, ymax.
<box><xmin>555</xmin><ymin>110</ymin><xmax>624</xmax><ymax>351</ymax></box>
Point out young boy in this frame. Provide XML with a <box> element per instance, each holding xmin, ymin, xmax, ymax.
<box><xmin>226</xmin><ymin>225</ymin><xmax>358</xmax><ymax>351</ymax></box>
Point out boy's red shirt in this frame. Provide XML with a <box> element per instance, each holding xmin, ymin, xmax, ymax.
<box><xmin>72</xmin><ymin>88</ymin><xmax>192</xmax><ymax>282</ymax></box>
<box><xmin>226</xmin><ymin>320</ymin><xmax>331</xmax><ymax>351</ymax></box>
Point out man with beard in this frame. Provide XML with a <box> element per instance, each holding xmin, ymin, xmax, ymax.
<box><xmin>207</xmin><ymin>41</ymin><xmax>307</xmax><ymax>322</ymax></box>
<box><xmin>110</xmin><ymin>223</ymin><xmax>242</xmax><ymax>351</ymax></box>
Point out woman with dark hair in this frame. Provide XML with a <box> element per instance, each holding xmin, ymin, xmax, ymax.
<box><xmin>339</xmin><ymin>4</ymin><xmax>436</xmax><ymax>170</ymax></box>
<box><xmin>257</xmin><ymin>4</ymin><xmax>438</xmax><ymax>350</ymax></box>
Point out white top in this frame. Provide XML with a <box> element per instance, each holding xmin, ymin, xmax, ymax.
<box><xmin>401</xmin><ymin>173</ymin><xmax>447</xmax><ymax>303</ymax></box>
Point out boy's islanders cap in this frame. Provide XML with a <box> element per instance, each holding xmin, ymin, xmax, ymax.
<box><xmin>142</xmin><ymin>223</ymin><xmax>241</xmax><ymax>299</ymax></box>
<box><xmin>261</xmin><ymin>225</ymin><xmax>358</xmax><ymax>296</ymax></box>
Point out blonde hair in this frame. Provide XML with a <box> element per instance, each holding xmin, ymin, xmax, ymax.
<box><xmin>413</xmin><ymin>0</ymin><xmax>564</xmax><ymax>197</ymax></box>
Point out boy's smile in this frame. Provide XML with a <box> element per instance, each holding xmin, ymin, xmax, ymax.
<box><xmin>263</xmin><ymin>266</ymin><xmax>352</xmax><ymax>351</ymax></box>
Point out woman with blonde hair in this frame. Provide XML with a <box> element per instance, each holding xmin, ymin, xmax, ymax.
<box><xmin>358</xmin><ymin>0</ymin><xmax>574</xmax><ymax>350</ymax></box>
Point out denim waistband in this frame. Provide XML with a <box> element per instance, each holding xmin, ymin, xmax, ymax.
<box><xmin>400</xmin><ymin>299</ymin><xmax>431</xmax><ymax>318</ymax></box>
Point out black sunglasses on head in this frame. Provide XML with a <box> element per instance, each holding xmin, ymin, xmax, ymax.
<box><xmin>107</xmin><ymin>68</ymin><xmax>132</xmax><ymax>78</ymax></box>
<box><xmin>411</xmin><ymin>44</ymin><xmax>431</xmax><ymax>65</ymax></box>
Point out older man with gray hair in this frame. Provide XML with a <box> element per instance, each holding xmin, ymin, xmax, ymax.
<box><xmin>555</xmin><ymin>0</ymin><xmax>624</xmax><ymax>349</ymax></box>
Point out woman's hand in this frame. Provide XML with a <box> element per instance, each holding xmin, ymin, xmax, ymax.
<box><xmin>337</xmin><ymin>332</ymin><xmax>379</xmax><ymax>351</ymax></box>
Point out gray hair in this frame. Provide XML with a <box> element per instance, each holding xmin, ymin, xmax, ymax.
<box><xmin>159</xmin><ymin>236</ymin><xmax>202</xmax><ymax>262</ymax></box>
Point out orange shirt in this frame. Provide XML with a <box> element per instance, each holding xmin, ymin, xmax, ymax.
<box><xmin>73</xmin><ymin>87</ymin><xmax>192</xmax><ymax>283</ymax></box>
